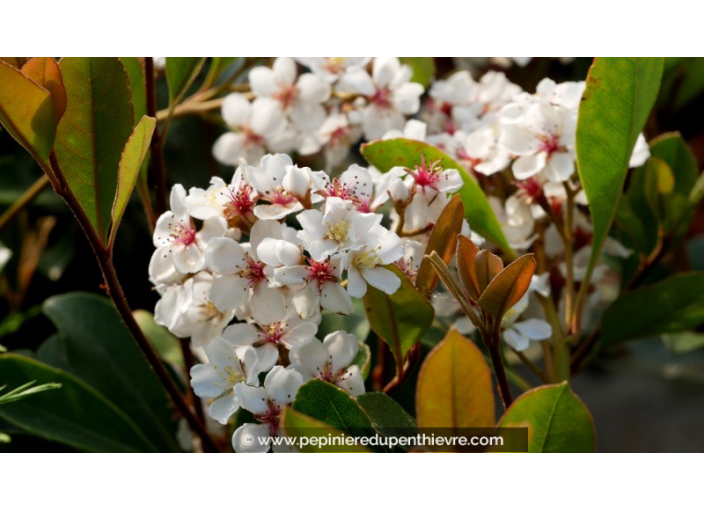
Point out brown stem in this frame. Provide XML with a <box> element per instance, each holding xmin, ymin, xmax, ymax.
<box><xmin>47</xmin><ymin>152</ymin><xmax>219</xmax><ymax>453</ymax></box>
<box><xmin>145</xmin><ymin>58</ymin><xmax>168</xmax><ymax>217</ymax></box>
<box><xmin>488</xmin><ymin>340</ymin><xmax>513</xmax><ymax>409</ymax></box>
<box><xmin>0</xmin><ymin>174</ymin><xmax>50</xmax><ymax>235</ymax></box>
<box><xmin>509</xmin><ymin>346</ymin><xmax>550</xmax><ymax>384</ymax></box>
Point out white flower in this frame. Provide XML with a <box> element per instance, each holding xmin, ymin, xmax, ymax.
<box><xmin>212</xmin><ymin>93</ymin><xmax>288</xmax><ymax>165</ymax></box>
<box><xmin>455</xmin><ymin>126</ymin><xmax>510</xmax><ymax>176</ymax></box>
<box><xmin>382</xmin><ymin>119</ymin><xmax>427</xmax><ymax>141</ymax></box>
<box><xmin>337</xmin><ymin>57</ymin><xmax>424</xmax><ymax>139</ymax></box>
<box><xmin>346</xmin><ymin>225</ymin><xmax>403</xmax><ymax>298</ymax></box>
<box><xmin>500</xmin><ymin>274</ymin><xmax>552</xmax><ymax>351</ymax></box>
<box><xmin>152</xmin><ymin>185</ymin><xmax>227</xmax><ymax>275</ymax></box>
<box><xmin>249</xmin><ymin>57</ymin><xmax>331</xmax><ymax>132</ymax></box>
<box><xmin>316</xmin><ymin>112</ymin><xmax>363</xmax><ymax>169</ymax></box>
<box><xmin>274</xmin><ymin>255</ymin><xmax>352</xmax><ymax>318</ymax></box>
<box><xmin>220</xmin><ymin>295</ymin><xmax>319</xmax><ymax>373</ymax></box>
<box><xmin>232</xmin><ymin>366</ymin><xmax>304</xmax><ymax>453</ymax></box>
<box><xmin>296</xmin><ymin>57</ymin><xmax>371</xmax><ymax>84</ymax></box>
<box><xmin>297</xmin><ymin>197</ymin><xmax>379</xmax><ymax>261</ymax></box>
<box><xmin>499</xmin><ymin>99</ymin><xmax>576</xmax><ymax>182</ymax></box>
<box><xmin>290</xmin><ymin>331</ymin><xmax>365</xmax><ymax>396</ymax></box>
<box><xmin>629</xmin><ymin>133</ymin><xmax>650</xmax><ymax>168</ymax></box>
<box><xmin>205</xmin><ymin>220</ymin><xmax>289</xmax><ymax>324</ymax></box>
<box><xmin>394</xmin><ymin>239</ymin><xmax>425</xmax><ymax>281</ymax></box>
<box><xmin>190</xmin><ymin>341</ymin><xmax>260</xmax><ymax>424</ymax></box>
<box><xmin>489</xmin><ymin>195</ymin><xmax>536</xmax><ymax>250</ymax></box>
<box><xmin>154</xmin><ymin>273</ymin><xmax>235</xmax><ymax>346</ymax></box>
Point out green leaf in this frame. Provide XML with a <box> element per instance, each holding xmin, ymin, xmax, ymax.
<box><xmin>281</xmin><ymin>408</ymin><xmax>371</xmax><ymax>453</ymax></box>
<box><xmin>133</xmin><ymin>310</ymin><xmax>184</xmax><ymax>366</ymax></box>
<box><xmin>202</xmin><ymin>57</ymin><xmax>238</xmax><ymax>89</ymax></box>
<box><xmin>357</xmin><ymin>392</ymin><xmax>417</xmax><ymax>441</ymax></box>
<box><xmin>576</xmin><ymin>57</ymin><xmax>663</xmax><ymax>283</ymax></box>
<box><xmin>361</xmin><ymin>138</ymin><xmax>514</xmax><ymax>256</ymax></box>
<box><xmin>0</xmin><ymin>380</ymin><xmax>61</xmax><ymax>405</ymax></box>
<box><xmin>54</xmin><ymin>57</ymin><xmax>135</xmax><ymax>244</ymax></box>
<box><xmin>165</xmin><ymin>57</ymin><xmax>206</xmax><ymax>107</ymax></box>
<box><xmin>400</xmin><ymin>57</ymin><xmax>435</xmax><ymax>88</ymax></box>
<box><xmin>362</xmin><ymin>264</ymin><xmax>434</xmax><ymax>370</ymax></box>
<box><xmin>21</xmin><ymin>57</ymin><xmax>67</xmax><ymax>122</ymax></box>
<box><xmin>497</xmin><ymin>382</ymin><xmax>595</xmax><ymax>453</ymax></box>
<box><xmin>110</xmin><ymin>115</ymin><xmax>156</xmax><ymax>246</ymax></box>
<box><xmin>0</xmin><ymin>60</ymin><xmax>56</xmax><ymax>169</ymax></box>
<box><xmin>43</xmin><ymin>292</ymin><xmax>180</xmax><ymax>452</ymax></box>
<box><xmin>662</xmin><ymin>332</ymin><xmax>704</xmax><ymax>354</ymax></box>
<box><xmin>415</xmin><ymin>195</ymin><xmax>464</xmax><ymax>297</ymax></box>
<box><xmin>292</xmin><ymin>380</ymin><xmax>374</xmax><ymax>437</ymax></box>
<box><xmin>120</xmin><ymin>57</ymin><xmax>147</xmax><ymax>122</ymax></box>
<box><xmin>416</xmin><ymin>328</ymin><xmax>495</xmax><ymax>428</ymax></box>
<box><xmin>36</xmin><ymin>334</ymin><xmax>70</xmax><ymax>372</ymax></box>
<box><xmin>601</xmin><ymin>273</ymin><xmax>704</xmax><ymax>347</ymax></box>
<box><xmin>0</xmin><ymin>354</ymin><xmax>157</xmax><ymax>452</ymax></box>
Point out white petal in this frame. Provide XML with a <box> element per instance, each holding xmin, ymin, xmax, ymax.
<box><xmin>346</xmin><ymin>266</ymin><xmax>368</xmax><ymax>299</ymax></box>
<box><xmin>274</xmin><ymin>265</ymin><xmax>309</xmax><ymax>286</ymax></box>
<box><xmin>249</xmin><ymin>67</ymin><xmax>277</xmax><ymax>98</ymax></box>
<box><xmin>296</xmin><ymin>73</ymin><xmax>331</xmax><ymax>103</ymax></box>
<box><xmin>290</xmin><ymin>338</ymin><xmax>328</xmax><ymax>378</ymax></box>
<box><xmin>189</xmin><ymin>364</ymin><xmax>222</xmax><ymax>398</ymax></box>
<box><xmin>361</xmin><ymin>266</ymin><xmax>401</xmax><ymax>295</ymax></box>
<box><xmin>272</xmin><ymin>57</ymin><xmax>297</xmax><ymax>86</ymax></box>
<box><xmin>323</xmin><ymin>331</ymin><xmax>358</xmax><ymax>371</ymax></box>
<box><xmin>208</xmin><ymin>392</ymin><xmax>239</xmax><ymax>425</ymax></box>
<box><xmin>320</xmin><ymin>281</ymin><xmax>353</xmax><ymax>315</ymax></box>
<box><xmin>234</xmin><ymin>384</ymin><xmax>268</xmax><ymax>415</ymax></box>
<box><xmin>222</xmin><ymin>323</ymin><xmax>259</xmax><ymax>347</ymax></box>
<box><xmin>337</xmin><ymin>365</ymin><xmax>365</xmax><ymax>397</ymax></box>
<box><xmin>221</xmin><ymin>93</ymin><xmax>251</xmax><ymax>128</ymax></box>
<box><xmin>232</xmin><ymin>423</ymin><xmax>271</xmax><ymax>453</ymax></box>
<box><xmin>204</xmin><ymin>237</ymin><xmax>245</xmax><ymax>275</ymax></box>
<box><xmin>265</xmin><ymin>366</ymin><xmax>303</xmax><ymax>406</ymax></box>
<box><xmin>209</xmin><ymin>274</ymin><xmax>248</xmax><ymax>312</ymax></box>
<box><xmin>544</xmin><ymin>152</ymin><xmax>574</xmax><ymax>182</ymax></box>
<box><xmin>512</xmin><ymin>153</ymin><xmax>547</xmax><ymax>180</ymax></box>
<box><xmin>499</xmin><ymin>125</ymin><xmax>539</xmax><ymax>155</ymax></box>
<box><xmin>513</xmin><ymin>319</ymin><xmax>552</xmax><ymax>340</ymax></box>
<box><xmin>503</xmin><ymin>328</ymin><xmax>530</xmax><ymax>351</ymax></box>
<box><xmin>173</xmin><ymin>244</ymin><xmax>205</xmax><ymax>274</ymax></box>
<box><xmin>212</xmin><ymin>132</ymin><xmax>246</xmax><ymax>165</ymax></box>
<box><xmin>250</xmin><ymin>283</ymin><xmax>285</xmax><ymax>324</ymax></box>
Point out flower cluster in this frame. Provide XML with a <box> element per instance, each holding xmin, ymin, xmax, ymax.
<box><xmin>151</xmin><ymin>59</ymin><xmax>652</xmax><ymax>452</ymax></box>
<box><xmin>149</xmin><ymin>149</ymin><xmax>468</xmax><ymax>451</ymax></box>
<box><xmin>212</xmin><ymin>57</ymin><xmax>424</xmax><ymax>170</ymax></box>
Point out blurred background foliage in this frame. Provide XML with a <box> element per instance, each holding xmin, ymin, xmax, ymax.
<box><xmin>1</xmin><ymin>57</ymin><xmax>704</xmax><ymax>452</ymax></box>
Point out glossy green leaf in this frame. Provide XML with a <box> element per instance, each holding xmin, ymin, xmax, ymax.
<box><xmin>292</xmin><ymin>380</ymin><xmax>374</xmax><ymax>437</ymax></box>
<box><xmin>497</xmin><ymin>382</ymin><xmax>595</xmax><ymax>453</ymax></box>
<box><xmin>416</xmin><ymin>328</ymin><xmax>495</xmax><ymax>429</ymax></box>
<box><xmin>0</xmin><ymin>61</ymin><xmax>56</xmax><ymax>169</ymax></box>
<box><xmin>601</xmin><ymin>273</ymin><xmax>704</xmax><ymax>347</ymax></box>
<box><xmin>120</xmin><ymin>57</ymin><xmax>147</xmax><ymax>122</ymax></box>
<box><xmin>400</xmin><ymin>57</ymin><xmax>435</xmax><ymax>88</ymax></box>
<box><xmin>361</xmin><ymin>138</ymin><xmax>513</xmax><ymax>256</ymax></box>
<box><xmin>165</xmin><ymin>57</ymin><xmax>206</xmax><ymax>106</ymax></box>
<box><xmin>110</xmin><ymin>115</ymin><xmax>156</xmax><ymax>246</ymax></box>
<box><xmin>54</xmin><ymin>57</ymin><xmax>135</xmax><ymax>244</ymax></box>
<box><xmin>0</xmin><ymin>354</ymin><xmax>157</xmax><ymax>452</ymax></box>
<box><xmin>281</xmin><ymin>408</ymin><xmax>371</xmax><ymax>453</ymax></box>
<box><xmin>415</xmin><ymin>195</ymin><xmax>464</xmax><ymax>297</ymax></box>
<box><xmin>357</xmin><ymin>392</ymin><xmax>417</xmax><ymax>443</ymax></box>
<box><xmin>362</xmin><ymin>264</ymin><xmax>434</xmax><ymax>369</ymax></box>
<box><xmin>576</xmin><ymin>57</ymin><xmax>663</xmax><ymax>283</ymax></box>
<box><xmin>133</xmin><ymin>310</ymin><xmax>183</xmax><ymax>366</ymax></box>
<box><xmin>43</xmin><ymin>292</ymin><xmax>180</xmax><ymax>452</ymax></box>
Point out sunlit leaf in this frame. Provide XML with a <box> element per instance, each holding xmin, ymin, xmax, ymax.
<box><xmin>576</xmin><ymin>58</ymin><xmax>663</xmax><ymax>284</ymax></box>
<box><xmin>497</xmin><ymin>382</ymin><xmax>595</xmax><ymax>452</ymax></box>
<box><xmin>477</xmin><ymin>254</ymin><xmax>535</xmax><ymax>320</ymax></box>
<box><xmin>416</xmin><ymin>328</ymin><xmax>495</xmax><ymax>429</ymax></box>
<box><xmin>110</xmin><ymin>115</ymin><xmax>156</xmax><ymax>246</ymax></box>
<box><xmin>21</xmin><ymin>57</ymin><xmax>66</xmax><ymax>121</ymax></box>
<box><xmin>415</xmin><ymin>195</ymin><xmax>464</xmax><ymax>297</ymax></box>
<box><xmin>54</xmin><ymin>57</ymin><xmax>135</xmax><ymax>244</ymax></box>
<box><xmin>400</xmin><ymin>57</ymin><xmax>435</xmax><ymax>88</ymax></box>
<box><xmin>281</xmin><ymin>408</ymin><xmax>371</xmax><ymax>453</ymax></box>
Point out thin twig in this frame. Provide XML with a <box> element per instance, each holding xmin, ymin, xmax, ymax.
<box><xmin>0</xmin><ymin>174</ymin><xmax>50</xmax><ymax>235</ymax></box>
<box><xmin>145</xmin><ymin>58</ymin><xmax>168</xmax><ymax>217</ymax></box>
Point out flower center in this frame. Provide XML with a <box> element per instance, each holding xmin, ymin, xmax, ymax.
<box><xmin>270</xmin><ymin>188</ymin><xmax>296</xmax><ymax>206</ymax></box>
<box><xmin>326</xmin><ymin>220</ymin><xmax>350</xmax><ymax>243</ymax></box>
<box><xmin>240</xmin><ymin>256</ymin><xmax>267</xmax><ymax>286</ymax></box>
<box><xmin>257</xmin><ymin>402</ymin><xmax>282</xmax><ymax>435</ymax></box>
<box><xmin>372</xmin><ymin>88</ymin><xmax>392</xmax><ymax>109</ymax></box>
<box><xmin>354</xmin><ymin>248</ymin><xmax>382</xmax><ymax>269</ymax></box>
<box><xmin>224</xmin><ymin>183</ymin><xmax>256</xmax><ymax>219</ymax></box>
<box><xmin>221</xmin><ymin>366</ymin><xmax>245</xmax><ymax>387</ymax></box>
<box><xmin>539</xmin><ymin>134</ymin><xmax>559</xmax><ymax>155</ymax></box>
<box><xmin>325</xmin><ymin>178</ymin><xmax>355</xmax><ymax>201</ymax></box>
<box><xmin>305</xmin><ymin>258</ymin><xmax>338</xmax><ymax>288</ymax></box>
<box><xmin>275</xmin><ymin>85</ymin><xmax>298</xmax><ymax>109</ymax></box>
<box><xmin>168</xmin><ymin>219</ymin><xmax>197</xmax><ymax>247</ymax></box>
<box><xmin>409</xmin><ymin>156</ymin><xmax>442</xmax><ymax>189</ymax></box>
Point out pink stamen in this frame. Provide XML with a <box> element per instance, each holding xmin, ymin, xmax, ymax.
<box><xmin>372</xmin><ymin>88</ymin><xmax>392</xmax><ymax>109</ymax></box>
<box><xmin>539</xmin><ymin>135</ymin><xmax>559</xmax><ymax>155</ymax></box>
<box><xmin>305</xmin><ymin>258</ymin><xmax>338</xmax><ymax>289</ymax></box>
